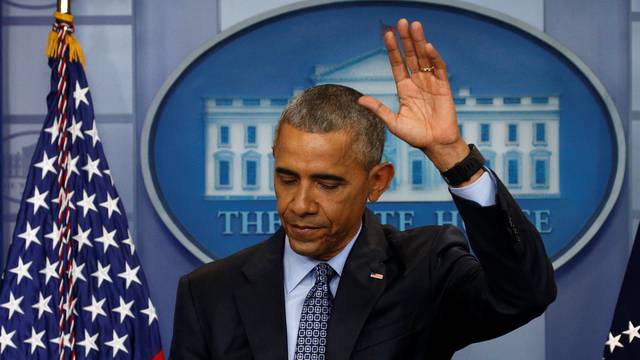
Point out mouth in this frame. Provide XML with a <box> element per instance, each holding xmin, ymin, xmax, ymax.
<box><xmin>288</xmin><ymin>223</ymin><xmax>324</xmax><ymax>239</ymax></box>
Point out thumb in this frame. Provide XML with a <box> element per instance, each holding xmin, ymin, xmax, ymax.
<box><xmin>358</xmin><ymin>96</ymin><xmax>398</xmax><ymax>129</ymax></box>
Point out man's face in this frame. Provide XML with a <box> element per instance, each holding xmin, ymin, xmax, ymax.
<box><xmin>273</xmin><ymin>123</ymin><xmax>370</xmax><ymax>261</ymax></box>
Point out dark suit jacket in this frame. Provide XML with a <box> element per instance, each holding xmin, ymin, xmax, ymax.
<box><xmin>170</xmin><ymin>177</ymin><xmax>557</xmax><ymax>360</ymax></box>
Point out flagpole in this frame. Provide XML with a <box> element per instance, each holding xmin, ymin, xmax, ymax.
<box><xmin>57</xmin><ymin>0</ymin><xmax>71</xmax><ymax>15</ymax></box>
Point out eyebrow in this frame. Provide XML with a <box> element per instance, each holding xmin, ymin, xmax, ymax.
<box><xmin>275</xmin><ymin>167</ymin><xmax>347</xmax><ymax>182</ymax></box>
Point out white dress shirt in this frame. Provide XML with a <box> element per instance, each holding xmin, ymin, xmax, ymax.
<box><xmin>282</xmin><ymin>169</ymin><xmax>496</xmax><ymax>359</ymax></box>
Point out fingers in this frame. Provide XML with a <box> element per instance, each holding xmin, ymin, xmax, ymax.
<box><xmin>383</xmin><ymin>28</ymin><xmax>410</xmax><ymax>82</ymax></box>
<box><xmin>358</xmin><ymin>96</ymin><xmax>398</xmax><ymax>130</ymax></box>
<box><xmin>425</xmin><ymin>42</ymin><xmax>448</xmax><ymax>81</ymax></box>
<box><xmin>409</xmin><ymin>21</ymin><xmax>433</xmax><ymax>71</ymax></box>
<box><xmin>397</xmin><ymin>19</ymin><xmax>419</xmax><ymax>74</ymax></box>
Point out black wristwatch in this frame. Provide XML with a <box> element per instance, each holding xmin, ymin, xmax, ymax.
<box><xmin>440</xmin><ymin>144</ymin><xmax>485</xmax><ymax>186</ymax></box>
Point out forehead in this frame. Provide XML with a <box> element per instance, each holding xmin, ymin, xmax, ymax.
<box><xmin>274</xmin><ymin>124</ymin><xmax>362</xmax><ymax>172</ymax></box>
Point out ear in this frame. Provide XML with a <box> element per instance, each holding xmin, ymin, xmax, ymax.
<box><xmin>367</xmin><ymin>162</ymin><xmax>395</xmax><ymax>202</ymax></box>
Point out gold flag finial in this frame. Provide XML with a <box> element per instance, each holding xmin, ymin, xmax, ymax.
<box><xmin>57</xmin><ymin>0</ymin><xmax>71</xmax><ymax>15</ymax></box>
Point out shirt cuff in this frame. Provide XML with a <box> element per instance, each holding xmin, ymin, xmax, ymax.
<box><xmin>448</xmin><ymin>168</ymin><xmax>497</xmax><ymax>207</ymax></box>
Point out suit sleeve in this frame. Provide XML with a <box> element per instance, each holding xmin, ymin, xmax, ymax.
<box><xmin>430</xmin><ymin>172</ymin><xmax>557</xmax><ymax>352</ymax></box>
<box><xmin>169</xmin><ymin>275</ymin><xmax>210</xmax><ymax>360</ymax></box>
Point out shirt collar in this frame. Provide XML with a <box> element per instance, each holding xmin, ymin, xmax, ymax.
<box><xmin>283</xmin><ymin>222</ymin><xmax>362</xmax><ymax>294</ymax></box>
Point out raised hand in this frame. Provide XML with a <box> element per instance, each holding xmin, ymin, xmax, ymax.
<box><xmin>358</xmin><ymin>19</ymin><xmax>469</xmax><ymax>173</ymax></box>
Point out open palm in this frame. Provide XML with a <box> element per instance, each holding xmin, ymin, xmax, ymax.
<box><xmin>359</xmin><ymin>19</ymin><xmax>462</xmax><ymax>161</ymax></box>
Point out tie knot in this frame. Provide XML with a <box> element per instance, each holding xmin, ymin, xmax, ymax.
<box><xmin>314</xmin><ymin>263</ymin><xmax>335</xmax><ymax>284</ymax></box>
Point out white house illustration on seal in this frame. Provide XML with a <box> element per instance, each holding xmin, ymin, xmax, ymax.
<box><xmin>204</xmin><ymin>49</ymin><xmax>560</xmax><ymax>201</ymax></box>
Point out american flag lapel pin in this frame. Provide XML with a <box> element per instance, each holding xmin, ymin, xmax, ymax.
<box><xmin>370</xmin><ymin>272</ymin><xmax>384</xmax><ymax>280</ymax></box>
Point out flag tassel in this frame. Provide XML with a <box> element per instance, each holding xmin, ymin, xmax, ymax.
<box><xmin>46</xmin><ymin>11</ymin><xmax>86</xmax><ymax>67</ymax></box>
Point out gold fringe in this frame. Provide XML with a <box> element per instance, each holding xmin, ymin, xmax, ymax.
<box><xmin>45</xmin><ymin>11</ymin><xmax>86</xmax><ymax>68</ymax></box>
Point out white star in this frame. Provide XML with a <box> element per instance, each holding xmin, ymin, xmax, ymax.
<box><xmin>118</xmin><ymin>262</ymin><xmax>141</xmax><ymax>289</ymax></box>
<box><xmin>70</xmin><ymin>259</ymin><xmax>87</xmax><ymax>283</ymax></box>
<box><xmin>67</xmin><ymin>154</ymin><xmax>80</xmax><ymax>176</ymax></box>
<box><xmin>84</xmin><ymin>121</ymin><xmax>101</xmax><ymax>147</ymax></box>
<box><xmin>140</xmin><ymin>298</ymin><xmax>158</xmax><ymax>326</ymax></box>
<box><xmin>104</xmin><ymin>168</ymin><xmax>114</xmax><ymax>185</ymax></box>
<box><xmin>73</xmin><ymin>81</ymin><xmax>90</xmax><ymax>109</ymax></box>
<box><xmin>72</xmin><ymin>224</ymin><xmax>92</xmax><ymax>251</ymax></box>
<box><xmin>33</xmin><ymin>152</ymin><xmax>57</xmax><ymax>179</ymax></box>
<box><xmin>76</xmin><ymin>190</ymin><xmax>97</xmax><ymax>217</ymax></box>
<box><xmin>51</xmin><ymin>190</ymin><xmax>75</xmax><ymax>210</ymax></box>
<box><xmin>82</xmin><ymin>155</ymin><xmax>102</xmax><ymax>182</ymax></box>
<box><xmin>623</xmin><ymin>321</ymin><xmax>640</xmax><ymax>343</ymax></box>
<box><xmin>67</xmin><ymin>116</ymin><xmax>84</xmax><ymax>144</ymax></box>
<box><xmin>100</xmin><ymin>193</ymin><xmax>121</xmax><ymax>219</ymax></box>
<box><xmin>63</xmin><ymin>297</ymin><xmax>78</xmax><ymax>321</ymax></box>
<box><xmin>606</xmin><ymin>332</ymin><xmax>624</xmax><ymax>353</ymax></box>
<box><xmin>26</xmin><ymin>187</ymin><xmax>49</xmax><ymax>215</ymax></box>
<box><xmin>91</xmin><ymin>261</ymin><xmax>113</xmax><ymax>288</ymax></box>
<box><xmin>44</xmin><ymin>223</ymin><xmax>63</xmax><ymax>250</ymax></box>
<box><xmin>1</xmin><ymin>292</ymin><xmax>24</xmax><ymax>319</ymax></box>
<box><xmin>122</xmin><ymin>230</ymin><xmax>136</xmax><ymax>255</ymax></box>
<box><xmin>0</xmin><ymin>327</ymin><xmax>16</xmax><ymax>354</ymax></box>
<box><xmin>44</xmin><ymin>117</ymin><xmax>60</xmax><ymax>144</ymax></box>
<box><xmin>112</xmin><ymin>296</ymin><xmax>135</xmax><ymax>324</ymax></box>
<box><xmin>83</xmin><ymin>295</ymin><xmax>107</xmax><ymax>322</ymax></box>
<box><xmin>95</xmin><ymin>226</ymin><xmax>119</xmax><ymax>253</ymax></box>
<box><xmin>105</xmin><ymin>329</ymin><xmax>128</xmax><ymax>357</ymax></box>
<box><xmin>77</xmin><ymin>329</ymin><xmax>99</xmax><ymax>357</ymax></box>
<box><xmin>50</xmin><ymin>332</ymin><xmax>72</xmax><ymax>350</ymax></box>
<box><xmin>17</xmin><ymin>222</ymin><xmax>41</xmax><ymax>250</ymax></box>
<box><xmin>9</xmin><ymin>257</ymin><xmax>33</xmax><ymax>285</ymax></box>
<box><xmin>31</xmin><ymin>293</ymin><xmax>53</xmax><ymax>319</ymax></box>
<box><xmin>39</xmin><ymin>258</ymin><xmax>59</xmax><ymax>286</ymax></box>
<box><xmin>23</xmin><ymin>327</ymin><xmax>46</xmax><ymax>354</ymax></box>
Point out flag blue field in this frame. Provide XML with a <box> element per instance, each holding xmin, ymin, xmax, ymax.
<box><xmin>0</xmin><ymin>13</ymin><xmax>163</xmax><ymax>359</ymax></box>
<box><xmin>604</xmin><ymin>224</ymin><xmax>640</xmax><ymax>359</ymax></box>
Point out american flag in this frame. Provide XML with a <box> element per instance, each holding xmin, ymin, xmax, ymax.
<box><xmin>603</xmin><ymin>224</ymin><xmax>640</xmax><ymax>359</ymax></box>
<box><xmin>0</xmin><ymin>15</ymin><xmax>164</xmax><ymax>359</ymax></box>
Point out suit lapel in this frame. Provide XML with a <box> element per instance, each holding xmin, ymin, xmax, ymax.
<box><xmin>234</xmin><ymin>229</ymin><xmax>288</xmax><ymax>360</ymax></box>
<box><xmin>326</xmin><ymin>209</ymin><xmax>395</xmax><ymax>360</ymax></box>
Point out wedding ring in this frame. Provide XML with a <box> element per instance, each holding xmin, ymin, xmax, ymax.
<box><xmin>419</xmin><ymin>65</ymin><xmax>435</xmax><ymax>73</ymax></box>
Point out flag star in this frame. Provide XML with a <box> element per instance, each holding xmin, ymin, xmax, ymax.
<box><xmin>105</xmin><ymin>329</ymin><xmax>128</xmax><ymax>357</ymax></box>
<box><xmin>83</xmin><ymin>295</ymin><xmax>107</xmax><ymax>322</ymax></box>
<box><xmin>33</xmin><ymin>152</ymin><xmax>57</xmax><ymax>179</ymax></box>
<box><xmin>71</xmin><ymin>259</ymin><xmax>87</xmax><ymax>283</ymax></box>
<box><xmin>112</xmin><ymin>296</ymin><xmax>135</xmax><ymax>324</ymax></box>
<box><xmin>84</xmin><ymin>121</ymin><xmax>101</xmax><ymax>147</ymax></box>
<box><xmin>23</xmin><ymin>327</ymin><xmax>46</xmax><ymax>354</ymax></box>
<box><xmin>9</xmin><ymin>257</ymin><xmax>33</xmax><ymax>285</ymax></box>
<box><xmin>26</xmin><ymin>187</ymin><xmax>49</xmax><ymax>215</ymax></box>
<box><xmin>0</xmin><ymin>327</ymin><xmax>16</xmax><ymax>354</ymax></box>
<box><xmin>623</xmin><ymin>321</ymin><xmax>640</xmax><ymax>343</ymax></box>
<box><xmin>82</xmin><ymin>155</ymin><xmax>102</xmax><ymax>182</ymax></box>
<box><xmin>44</xmin><ymin>223</ymin><xmax>62</xmax><ymax>249</ymax></box>
<box><xmin>1</xmin><ymin>292</ymin><xmax>24</xmax><ymax>319</ymax></box>
<box><xmin>67</xmin><ymin>116</ymin><xmax>85</xmax><ymax>144</ymax></box>
<box><xmin>606</xmin><ymin>332</ymin><xmax>624</xmax><ymax>353</ymax></box>
<box><xmin>91</xmin><ymin>261</ymin><xmax>113</xmax><ymax>288</ymax></box>
<box><xmin>95</xmin><ymin>226</ymin><xmax>119</xmax><ymax>253</ymax></box>
<box><xmin>73</xmin><ymin>81</ymin><xmax>90</xmax><ymax>109</ymax></box>
<box><xmin>50</xmin><ymin>332</ymin><xmax>72</xmax><ymax>350</ymax></box>
<box><xmin>72</xmin><ymin>224</ymin><xmax>93</xmax><ymax>251</ymax></box>
<box><xmin>51</xmin><ymin>190</ymin><xmax>75</xmax><ymax>210</ymax></box>
<box><xmin>67</xmin><ymin>154</ymin><xmax>80</xmax><ymax>176</ymax></box>
<box><xmin>77</xmin><ymin>190</ymin><xmax>97</xmax><ymax>217</ymax></box>
<box><xmin>32</xmin><ymin>292</ymin><xmax>53</xmax><ymax>319</ymax></box>
<box><xmin>44</xmin><ymin>117</ymin><xmax>60</xmax><ymax>144</ymax></box>
<box><xmin>122</xmin><ymin>230</ymin><xmax>136</xmax><ymax>255</ymax></box>
<box><xmin>118</xmin><ymin>262</ymin><xmax>142</xmax><ymax>289</ymax></box>
<box><xmin>77</xmin><ymin>329</ymin><xmax>99</xmax><ymax>357</ymax></box>
<box><xmin>39</xmin><ymin>258</ymin><xmax>59</xmax><ymax>286</ymax></box>
<box><xmin>104</xmin><ymin>168</ymin><xmax>114</xmax><ymax>185</ymax></box>
<box><xmin>100</xmin><ymin>193</ymin><xmax>121</xmax><ymax>219</ymax></box>
<box><xmin>63</xmin><ymin>297</ymin><xmax>78</xmax><ymax>321</ymax></box>
<box><xmin>141</xmin><ymin>298</ymin><xmax>158</xmax><ymax>326</ymax></box>
<box><xmin>17</xmin><ymin>222</ymin><xmax>41</xmax><ymax>250</ymax></box>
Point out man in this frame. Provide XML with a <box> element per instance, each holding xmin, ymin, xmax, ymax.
<box><xmin>170</xmin><ymin>19</ymin><xmax>556</xmax><ymax>360</ymax></box>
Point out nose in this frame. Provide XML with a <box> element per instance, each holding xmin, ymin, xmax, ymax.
<box><xmin>289</xmin><ymin>182</ymin><xmax>318</xmax><ymax>216</ymax></box>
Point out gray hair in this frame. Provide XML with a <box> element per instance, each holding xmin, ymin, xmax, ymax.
<box><xmin>273</xmin><ymin>84</ymin><xmax>385</xmax><ymax>169</ymax></box>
